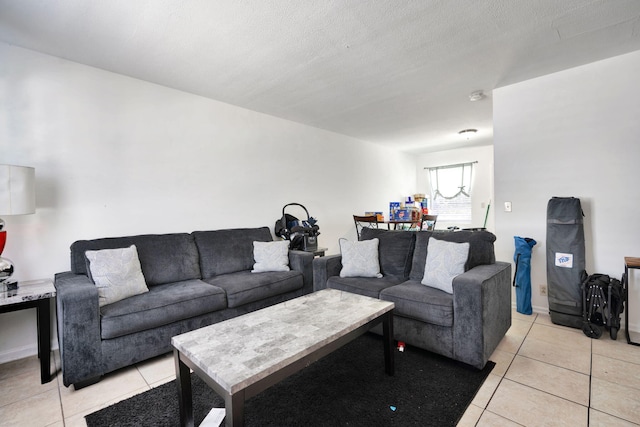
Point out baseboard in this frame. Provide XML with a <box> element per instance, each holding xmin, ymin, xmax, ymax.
<box><xmin>513</xmin><ymin>302</ymin><xmax>639</xmax><ymax>332</ymax></box>
<box><xmin>0</xmin><ymin>344</ymin><xmax>37</xmax><ymax>364</ymax></box>
<box><xmin>532</xmin><ymin>304</ymin><xmax>548</xmax><ymax>315</ymax></box>
<box><xmin>0</xmin><ymin>342</ymin><xmax>59</xmax><ymax>365</ymax></box>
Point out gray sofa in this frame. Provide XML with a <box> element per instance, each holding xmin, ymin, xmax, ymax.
<box><xmin>54</xmin><ymin>226</ymin><xmax>313</xmax><ymax>388</ymax></box>
<box><xmin>313</xmin><ymin>228</ymin><xmax>511</xmax><ymax>369</ymax></box>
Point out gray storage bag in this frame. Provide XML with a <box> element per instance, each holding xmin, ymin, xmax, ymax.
<box><xmin>546</xmin><ymin>197</ymin><xmax>586</xmax><ymax>328</ymax></box>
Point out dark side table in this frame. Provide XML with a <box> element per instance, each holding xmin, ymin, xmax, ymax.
<box><xmin>301</xmin><ymin>247</ymin><xmax>327</xmax><ymax>257</ymax></box>
<box><xmin>0</xmin><ymin>279</ymin><xmax>56</xmax><ymax>383</ymax></box>
<box><xmin>623</xmin><ymin>257</ymin><xmax>640</xmax><ymax>346</ymax></box>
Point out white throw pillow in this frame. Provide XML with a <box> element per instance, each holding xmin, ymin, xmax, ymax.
<box><xmin>252</xmin><ymin>240</ymin><xmax>290</xmax><ymax>272</ymax></box>
<box><xmin>85</xmin><ymin>245</ymin><xmax>149</xmax><ymax>307</ymax></box>
<box><xmin>339</xmin><ymin>238</ymin><xmax>383</xmax><ymax>278</ymax></box>
<box><xmin>421</xmin><ymin>238</ymin><xmax>469</xmax><ymax>294</ymax></box>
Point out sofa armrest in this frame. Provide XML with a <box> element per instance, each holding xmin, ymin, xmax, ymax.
<box><xmin>312</xmin><ymin>255</ymin><xmax>343</xmax><ymax>291</ymax></box>
<box><xmin>451</xmin><ymin>261</ymin><xmax>512</xmax><ymax>369</ymax></box>
<box><xmin>288</xmin><ymin>250</ymin><xmax>315</xmax><ymax>294</ymax></box>
<box><xmin>54</xmin><ymin>271</ymin><xmax>102</xmax><ymax>387</ymax></box>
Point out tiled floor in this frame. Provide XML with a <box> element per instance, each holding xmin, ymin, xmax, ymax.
<box><xmin>458</xmin><ymin>311</ymin><xmax>640</xmax><ymax>426</ymax></box>
<box><xmin>1</xmin><ymin>310</ymin><xmax>639</xmax><ymax>426</ymax></box>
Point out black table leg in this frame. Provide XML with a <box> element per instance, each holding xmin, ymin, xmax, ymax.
<box><xmin>36</xmin><ymin>299</ymin><xmax>52</xmax><ymax>383</ymax></box>
<box><xmin>175</xmin><ymin>350</ymin><xmax>194</xmax><ymax>427</ymax></box>
<box><xmin>382</xmin><ymin>311</ymin><xmax>395</xmax><ymax>376</ymax></box>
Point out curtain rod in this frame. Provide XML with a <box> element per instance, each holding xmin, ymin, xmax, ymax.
<box><xmin>423</xmin><ymin>161</ymin><xmax>478</xmax><ymax>171</ymax></box>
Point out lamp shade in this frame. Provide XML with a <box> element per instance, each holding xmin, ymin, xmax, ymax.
<box><xmin>0</xmin><ymin>164</ymin><xmax>36</xmax><ymax>215</ymax></box>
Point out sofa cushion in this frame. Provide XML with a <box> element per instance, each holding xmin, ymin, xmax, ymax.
<box><xmin>205</xmin><ymin>270</ymin><xmax>303</xmax><ymax>308</ymax></box>
<box><xmin>327</xmin><ymin>275</ymin><xmax>404</xmax><ymax>299</ymax></box>
<box><xmin>252</xmin><ymin>240</ymin><xmax>290</xmax><ymax>272</ymax></box>
<box><xmin>85</xmin><ymin>245</ymin><xmax>149</xmax><ymax>307</ymax></box>
<box><xmin>100</xmin><ymin>279</ymin><xmax>227</xmax><ymax>340</ymax></box>
<box><xmin>71</xmin><ymin>233</ymin><xmax>201</xmax><ymax>286</ymax></box>
<box><xmin>380</xmin><ymin>280</ymin><xmax>454</xmax><ymax>327</ymax></box>
<box><xmin>421</xmin><ymin>239</ymin><xmax>469</xmax><ymax>294</ymax></box>
<box><xmin>193</xmin><ymin>227</ymin><xmax>273</xmax><ymax>278</ymax></box>
<box><xmin>339</xmin><ymin>238</ymin><xmax>382</xmax><ymax>278</ymax></box>
<box><xmin>409</xmin><ymin>230</ymin><xmax>496</xmax><ymax>281</ymax></box>
<box><xmin>361</xmin><ymin>228</ymin><xmax>415</xmax><ymax>279</ymax></box>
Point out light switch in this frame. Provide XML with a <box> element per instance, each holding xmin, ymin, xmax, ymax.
<box><xmin>504</xmin><ymin>201</ymin><xmax>512</xmax><ymax>212</ymax></box>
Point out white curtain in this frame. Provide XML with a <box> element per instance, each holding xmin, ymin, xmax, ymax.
<box><xmin>429</xmin><ymin>162</ymin><xmax>474</xmax><ymax>200</ymax></box>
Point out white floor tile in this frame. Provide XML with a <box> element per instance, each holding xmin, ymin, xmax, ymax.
<box><xmin>456</xmin><ymin>404</ymin><xmax>484</xmax><ymax>426</ymax></box>
<box><xmin>505</xmin><ymin>355</ymin><xmax>590</xmax><ymax>406</ymax></box>
<box><xmin>0</xmin><ymin>388</ymin><xmax>63</xmax><ymax>427</ymax></box>
<box><xmin>487</xmin><ymin>379</ymin><xmax>588</xmax><ymax>426</ymax></box>
<box><xmin>2</xmin><ymin>313</ymin><xmax>640</xmax><ymax>427</ymax></box>
<box><xmin>589</xmin><ymin>408</ymin><xmax>639</xmax><ymax>426</ymax></box>
<box><xmin>59</xmin><ymin>367</ymin><xmax>149</xmax><ymax>418</ymax></box>
<box><xmin>136</xmin><ymin>351</ymin><xmax>175</xmax><ymax>385</ymax></box>
<box><xmin>590</xmin><ymin>376</ymin><xmax>640</xmax><ymax>424</ymax></box>
<box><xmin>476</xmin><ymin>409</ymin><xmax>522</xmax><ymax>426</ymax></box>
<box><xmin>519</xmin><ymin>333</ymin><xmax>591</xmax><ymax>374</ymax></box>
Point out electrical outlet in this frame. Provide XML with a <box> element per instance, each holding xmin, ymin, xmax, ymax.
<box><xmin>539</xmin><ymin>284</ymin><xmax>547</xmax><ymax>296</ymax></box>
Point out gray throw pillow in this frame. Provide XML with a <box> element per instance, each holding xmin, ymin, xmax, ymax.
<box><xmin>85</xmin><ymin>245</ymin><xmax>149</xmax><ymax>307</ymax></box>
<box><xmin>339</xmin><ymin>238</ymin><xmax>383</xmax><ymax>278</ymax></box>
<box><xmin>421</xmin><ymin>238</ymin><xmax>469</xmax><ymax>293</ymax></box>
<box><xmin>251</xmin><ymin>240</ymin><xmax>290</xmax><ymax>272</ymax></box>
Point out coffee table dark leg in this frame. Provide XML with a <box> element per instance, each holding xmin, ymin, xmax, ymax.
<box><xmin>175</xmin><ymin>350</ymin><xmax>194</xmax><ymax>427</ymax></box>
<box><xmin>382</xmin><ymin>311</ymin><xmax>394</xmax><ymax>375</ymax></box>
<box><xmin>36</xmin><ymin>298</ymin><xmax>52</xmax><ymax>383</ymax></box>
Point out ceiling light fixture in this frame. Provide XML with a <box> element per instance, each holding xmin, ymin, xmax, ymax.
<box><xmin>458</xmin><ymin>129</ymin><xmax>478</xmax><ymax>139</ymax></box>
<box><xmin>469</xmin><ymin>90</ymin><xmax>485</xmax><ymax>101</ymax></box>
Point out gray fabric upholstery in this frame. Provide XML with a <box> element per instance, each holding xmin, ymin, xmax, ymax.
<box><xmin>312</xmin><ymin>255</ymin><xmax>343</xmax><ymax>291</ymax></box>
<box><xmin>54</xmin><ymin>272</ymin><xmax>102</xmax><ymax>387</ymax></box>
<box><xmin>205</xmin><ymin>270</ymin><xmax>303</xmax><ymax>308</ymax></box>
<box><xmin>409</xmin><ymin>230</ymin><xmax>496</xmax><ymax>281</ymax></box>
<box><xmin>288</xmin><ymin>250</ymin><xmax>315</xmax><ymax>294</ymax></box>
<box><xmin>327</xmin><ymin>275</ymin><xmax>404</xmax><ymax>299</ymax></box>
<box><xmin>452</xmin><ymin>262</ymin><xmax>512</xmax><ymax>368</ymax></box>
<box><xmin>70</xmin><ymin>233</ymin><xmax>201</xmax><ymax>286</ymax></box>
<box><xmin>360</xmin><ymin>228</ymin><xmax>415</xmax><ymax>278</ymax></box>
<box><xmin>379</xmin><ymin>280</ymin><xmax>454</xmax><ymax>327</ymax></box>
<box><xmin>55</xmin><ymin>226</ymin><xmax>314</xmax><ymax>388</ymax></box>
<box><xmin>100</xmin><ymin>279</ymin><xmax>227</xmax><ymax>339</ymax></box>
<box><xmin>383</xmin><ymin>315</ymin><xmax>455</xmax><ymax>359</ymax></box>
<box><xmin>193</xmin><ymin>227</ymin><xmax>272</xmax><ymax>278</ymax></box>
<box><xmin>98</xmin><ymin>287</ymin><xmax>308</xmax><ymax>377</ymax></box>
<box><xmin>311</xmin><ymin>228</ymin><xmax>510</xmax><ymax>370</ymax></box>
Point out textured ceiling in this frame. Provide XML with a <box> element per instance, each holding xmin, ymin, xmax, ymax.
<box><xmin>2</xmin><ymin>0</ymin><xmax>640</xmax><ymax>153</ymax></box>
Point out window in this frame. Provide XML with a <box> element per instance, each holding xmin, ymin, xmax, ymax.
<box><xmin>427</xmin><ymin>162</ymin><xmax>475</xmax><ymax>224</ymax></box>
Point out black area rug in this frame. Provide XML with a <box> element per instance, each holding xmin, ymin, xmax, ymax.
<box><xmin>85</xmin><ymin>333</ymin><xmax>493</xmax><ymax>427</ymax></box>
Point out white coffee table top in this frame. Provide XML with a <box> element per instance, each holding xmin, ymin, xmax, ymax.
<box><xmin>0</xmin><ymin>279</ymin><xmax>56</xmax><ymax>307</ymax></box>
<box><xmin>171</xmin><ymin>288</ymin><xmax>394</xmax><ymax>394</ymax></box>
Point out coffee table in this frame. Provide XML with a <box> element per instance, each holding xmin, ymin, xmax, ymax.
<box><xmin>171</xmin><ymin>288</ymin><xmax>394</xmax><ymax>427</ymax></box>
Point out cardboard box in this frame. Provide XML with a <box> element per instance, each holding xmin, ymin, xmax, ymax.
<box><xmin>365</xmin><ymin>211</ymin><xmax>384</xmax><ymax>221</ymax></box>
<box><xmin>394</xmin><ymin>208</ymin><xmax>411</xmax><ymax>220</ymax></box>
<box><xmin>389</xmin><ymin>202</ymin><xmax>400</xmax><ymax>220</ymax></box>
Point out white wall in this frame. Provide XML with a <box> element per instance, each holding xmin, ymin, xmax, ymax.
<box><xmin>0</xmin><ymin>43</ymin><xmax>416</xmax><ymax>362</ymax></box>
<box><xmin>494</xmin><ymin>50</ymin><xmax>640</xmax><ymax>328</ymax></box>
<box><xmin>415</xmin><ymin>145</ymin><xmax>494</xmax><ymax>232</ymax></box>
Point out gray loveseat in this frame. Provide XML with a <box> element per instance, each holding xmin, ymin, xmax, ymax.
<box><xmin>54</xmin><ymin>226</ymin><xmax>313</xmax><ymax>388</ymax></box>
<box><xmin>313</xmin><ymin>228</ymin><xmax>511</xmax><ymax>369</ymax></box>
